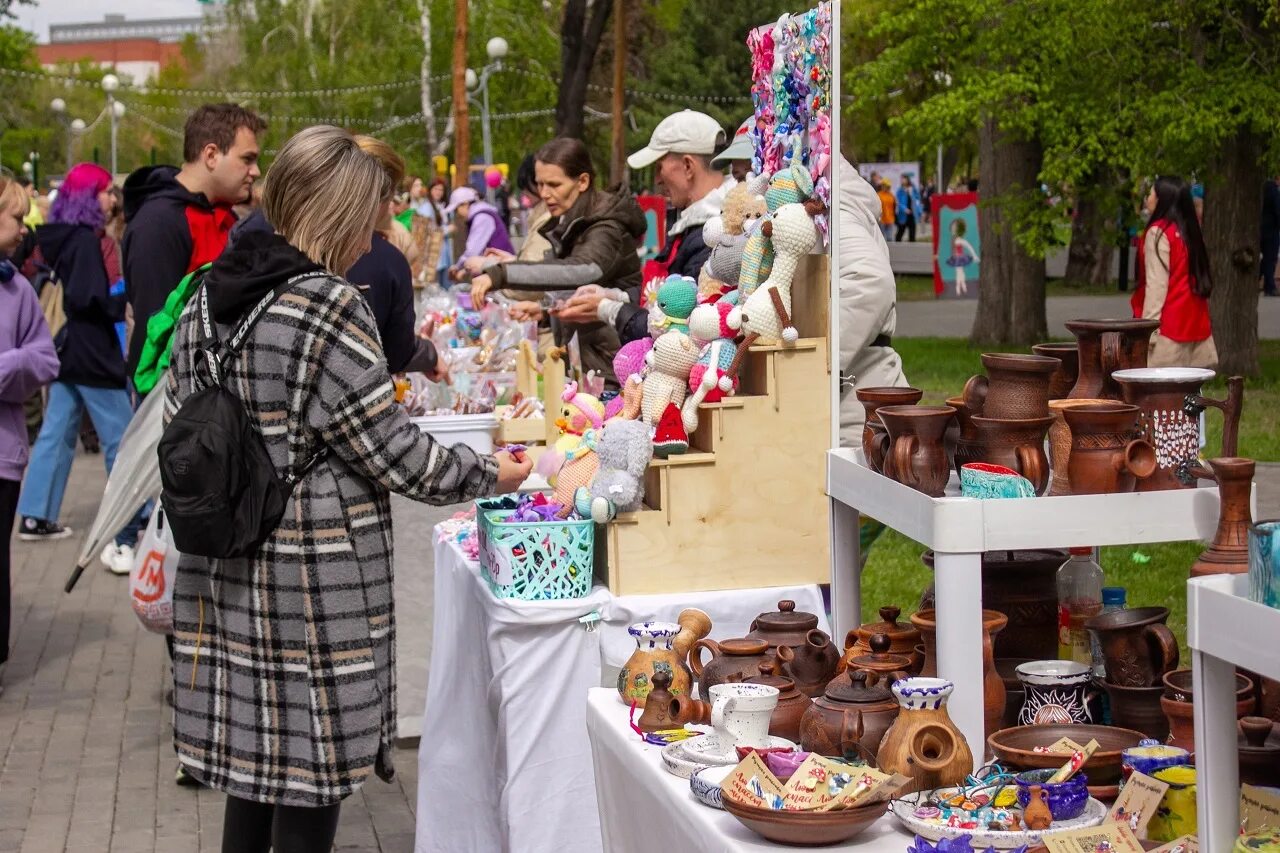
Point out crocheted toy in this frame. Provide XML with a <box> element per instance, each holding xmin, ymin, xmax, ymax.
<box><xmin>684</xmin><ymin>301</ymin><xmax>741</xmax><ymax>415</ymax></box>
<box><xmin>647</xmin><ymin>275</ymin><xmax>698</xmax><ymax>337</ymax></box>
<box><xmin>554</xmin><ymin>381</ymin><xmax>604</xmax><ymax>455</ymax></box>
<box><xmin>641</xmin><ymin>331</ymin><xmax>699</xmax><ymax>426</ymax></box>
<box><xmin>653</xmin><ymin>403</ymin><xmax>689</xmax><ymax>458</ymax></box>
<box><xmin>552</xmin><ymin>436</ymin><xmax>599</xmax><ymax>518</ymax></box>
<box><xmin>574</xmin><ymin>419</ymin><xmax>653</xmax><ymax>522</ymax></box>
<box><xmin>738</xmin><ymin>164</ymin><xmax>814</xmax><ymax>300</ymax></box>
<box><xmin>603</xmin><ymin>338</ymin><xmax>653</xmax><ymax>419</ymax></box>
<box><xmin>726</xmin><ymin>202</ymin><xmax>819</xmax><ymax>381</ymax></box>
<box><xmin>703</xmin><ymin>181</ymin><xmax>767</xmax><ymax>291</ymax></box>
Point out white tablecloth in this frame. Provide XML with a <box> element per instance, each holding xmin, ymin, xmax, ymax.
<box><xmin>414</xmin><ymin>534</ymin><xmax>830</xmax><ymax>853</ymax></box>
<box><xmin>584</xmin><ymin>688</ymin><xmax>911</xmax><ymax>852</ymax></box>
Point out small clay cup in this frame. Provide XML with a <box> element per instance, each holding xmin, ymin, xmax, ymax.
<box><xmin>1085</xmin><ymin>606</ymin><xmax>1179</xmax><ymax>688</ymax></box>
<box><xmin>1047</xmin><ymin>398</ymin><xmax>1112</xmax><ymax>496</ymax></box>
<box><xmin>963</xmin><ymin>353</ymin><xmax>1061</xmax><ymax>420</ymax></box>
<box><xmin>1061</xmin><ymin>403</ymin><xmax>1157</xmax><ymax>495</ymax></box>
<box><xmin>1097</xmin><ymin>680</ymin><xmax>1170</xmax><ymax>741</ymax></box>
<box><xmin>877</xmin><ymin>405</ymin><xmax>956</xmax><ymax>498</ymax></box>
<box><xmin>968</xmin><ymin>415</ymin><xmax>1054</xmax><ymax>496</ymax></box>
<box><xmin>1033</xmin><ymin>342</ymin><xmax>1080</xmax><ymax>400</ymax></box>
<box><xmin>857</xmin><ymin>386</ymin><xmax>924</xmax><ymax>473</ymax></box>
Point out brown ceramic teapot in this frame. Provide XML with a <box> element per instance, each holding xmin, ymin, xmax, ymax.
<box><xmin>745</xmin><ymin>662</ymin><xmax>812</xmax><ymax>741</ymax></box>
<box><xmin>798</xmin><ymin>670</ymin><xmax>901</xmax><ymax>763</ymax></box>
<box><xmin>747</xmin><ymin>600</ymin><xmax>822</xmax><ymax>658</ymax></box>
<box><xmin>840</xmin><ymin>633</ymin><xmax>913</xmax><ymax>682</ymax></box>
<box><xmin>689</xmin><ymin>637</ymin><xmax>773</xmax><ymax>696</ymax></box>
<box><xmin>845</xmin><ymin>606</ymin><xmax>924</xmax><ymax>674</ymax></box>
<box><xmin>775</xmin><ymin>629</ymin><xmax>842</xmax><ymax>698</ymax></box>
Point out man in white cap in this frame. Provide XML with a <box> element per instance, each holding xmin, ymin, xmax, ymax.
<box><xmin>711</xmin><ymin>117</ymin><xmax>755</xmax><ymax>183</ymax></box>
<box><xmin>555</xmin><ymin>109</ymin><xmax>729</xmax><ymax>342</ymax></box>
<box><xmin>445</xmin><ymin>185</ymin><xmax>514</xmax><ymax>284</ymax></box>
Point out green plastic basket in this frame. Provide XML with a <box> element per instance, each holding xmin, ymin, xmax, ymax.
<box><xmin>475</xmin><ymin>499</ymin><xmax>594</xmax><ymax>600</ymax></box>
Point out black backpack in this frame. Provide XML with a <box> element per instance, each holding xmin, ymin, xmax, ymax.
<box><xmin>158</xmin><ymin>275</ymin><xmax>326</xmax><ymax>559</ymax></box>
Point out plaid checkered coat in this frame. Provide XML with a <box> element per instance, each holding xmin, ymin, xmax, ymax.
<box><xmin>163</xmin><ymin>272</ymin><xmax>498</xmax><ymax>806</ymax></box>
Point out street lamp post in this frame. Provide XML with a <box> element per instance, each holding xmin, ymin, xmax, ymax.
<box><xmin>467</xmin><ymin>36</ymin><xmax>509</xmax><ymax>202</ymax></box>
<box><xmin>101</xmin><ymin>73</ymin><xmax>122</xmax><ymax>177</ymax></box>
<box><xmin>49</xmin><ymin>97</ymin><xmax>80</xmax><ymax>172</ymax></box>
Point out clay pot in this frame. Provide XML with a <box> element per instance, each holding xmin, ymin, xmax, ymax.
<box><xmin>910</xmin><ymin>608</ymin><xmax>1008</xmax><ymax>739</ymax></box>
<box><xmin>1161</xmin><ymin>690</ymin><xmax>1256</xmax><ymax>752</ymax></box>
<box><xmin>1238</xmin><ymin>716</ymin><xmax>1280</xmax><ymax>787</ymax></box>
<box><xmin>799</xmin><ymin>670</ymin><xmax>900</xmax><ymax>763</ymax></box>
<box><xmin>745</xmin><ymin>661</ymin><xmax>812</xmax><ymax>741</ymax></box>
<box><xmin>690</xmin><ymin>637</ymin><xmax>773</xmax><ymax>697</ymax></box>
<box><xmin>968</xmin><ymin>415</ymin><xmax>1054</xmax><ymax>495</ymax></box>
<box><xmin>1114</xmin><ymin>367</ymin><xmax>1217</xmax><ymax>491</ymax></box>
<box><xmin>775</xmin><ymin>629</ymin><xmax>842</xmax><ymax>698</ymax></box>
<box><xmin>963</xmin><ymin>352</ymin><xmax>1061</xmax><ymax>420</ymax></box>
<box><xmin>1085</xmin><ymin>606</ymin><xmax>1179</xmax><ymax>688</ymax></box>
<box><xmin>1032</xmin><ymin>342</ymin><xmax>1080</xmax><ymax>400</ymax></box>
<box><xmin>1189</xmin><ymin>457</ymin><xmax>1255</xmax><ymax>577</ymax></box>
<box><xmin>840</xmin><ymin>633</ymin><xmax>913</xmax><ymax>683</ymax></box>
<box><xmin>1061</xmin><ymin>403</ymin><xmax>1157</xmax><ymax>495</ymax></box>
<box><xmin>1097</xmin><ymin>680</ymin><xmax>1169</xmax><ymax>741</ymax></box>
<box><xmin>1047</xmin><ymin>398</ymin><xmax>1112</xmax><ymax>497</ymax></box>
<box><xmin>619</xmin><ymin>616</ymin><xmax>705</xmax><ymax>707</ymax></box>
<box><xmin>876</xmin><ymin>677</ymin><xmax>974</xmax><ymax>794</ymax></box>
<box><xmin>946</xmin><ymin>396</ymin><xmax>984</xmax><ymax>477</ymax></box>
<box><xmin>845</xmin><ymin>606</ymin><xmax>924</xmax><ymax>674</ymax></box>
<box><xmin>1162</xmin><ymin>668</ymin><xmax>1255</xmax><ymax>707</ymax></box>
<box><xmin>877</xmin><ymin>405</ymin><xmax>956</xmax><ymax>498</ymax></box>
<box><xmin>747</xmin><ymin>599</ymin><xmax>823</xmax><ymax>661</ymax></box>
<box><xmin>636</xmin><ymin>669</ymin><xmax>682</xmax><ymax>732</ymax></box>
<box><xmin>857</xmin><ymin>386</ymin><xmax>923</xmax><ymax>473</ymax></box>
<box><xmin>921</xmin><ymin>550</ymin><xmax>1065</xmax><ymax>660</ymax></box>
<box><xmin>1065</xmin><ymin>318</ymin><xmax>1160</xmax><ymax>400</ymax></box>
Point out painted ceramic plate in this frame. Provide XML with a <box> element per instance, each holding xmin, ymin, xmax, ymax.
<box><xmin>661</xmin><ymin>740</ymin><xmax>714</xmax><ymax>780</ymax></box>
<box><xmin>689</xmin><ymin>765</ymin><xmax>735</xmax><ymax>809</ymax></box>
<box><xmin>677</xmin><ymin>734</ymin><xmax>798</xmax><ymax>765</ymax></box>
<box><xmin>889</xmin><ymin>789</ymin><xmax>1108</xmax><ymax>849</ymax></box>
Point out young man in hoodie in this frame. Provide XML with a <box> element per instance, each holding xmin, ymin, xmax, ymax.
<box><xmin>121</xmin><ymin>103</ymin><xmax>266</xmax><ymax>379</ymax></box>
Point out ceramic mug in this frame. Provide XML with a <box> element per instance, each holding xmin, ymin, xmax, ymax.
<box><xmin>708</xmin><ymin>683</ymin><xmax>779</xmax><ymax>749</ymax></box>
<box><xmin>1015</xmin><ymin>660</ymin><xmax>1096</xmax><ymax>725</ymax></box>
<box><xmin>1250</xmin><ymin>519</ymin><xmax>1280</xmax><ymax>608</ymax></box>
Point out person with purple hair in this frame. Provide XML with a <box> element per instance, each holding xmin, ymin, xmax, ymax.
<box><xmin>16</xmin><ymin>164</ymin><xmax>134</xmax><ymax>553</ymax></box>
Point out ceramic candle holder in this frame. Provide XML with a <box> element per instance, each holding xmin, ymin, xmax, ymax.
<box><xmin>708</xmin><ymin>683</ymin><xmax>779</xmax><ymax>749</ymax></box>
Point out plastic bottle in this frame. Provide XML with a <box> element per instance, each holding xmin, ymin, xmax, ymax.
<box><xmin>1057</xmin><ymin>548</ymin><xmax>1104</xmax><ymax>666</ymax></box>
<box><xmin>1095</xmin><ymin>586</ymin><xmax>1127</xmax><ymax>675</ymax></box>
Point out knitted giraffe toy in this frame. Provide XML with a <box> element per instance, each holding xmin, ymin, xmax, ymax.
<box><xmin>738</xmin><ymin>163</ymin><xmax>814</xmax><ymax>300</ymax></box>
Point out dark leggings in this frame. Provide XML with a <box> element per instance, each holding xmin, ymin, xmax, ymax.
<box><xmin>222</xmin><ymin>795</ymin><xmax>341</xmax><ymax>853</ymax></box>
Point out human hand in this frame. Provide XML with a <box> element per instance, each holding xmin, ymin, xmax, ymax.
<box><xmin>427</xmin><ymin>358</ymin><xmax>452</xmax><ymax>385</ymax></box>
<box><xmin>448</xmin><ymin>267</ymin><xmax>465</xmax><ymax>283</ymax></box>
<box><xmin>463</xmin><ymin>255</ymin><xmax>489</xmax><ymax>276</ymax></box>
<box><xmin>483</xmin><ymin>247</ymin><xmax>516</xmax><ymax>263</ymax></box>
<box><xmin>470</xmin><ymin>274</ymin><xmax>493</xmax><ymax>309</ymax></box>
<box><xmin>554</xmin><ymin>290</ymin><xmax>605</xmax><ymax>324</ymax></box>
<box><xmin>493</xmin><ymin>450</ymin><xmax>533</xmax><ymax>493</ymax></box>
<box><xmin>508</xmin><ymin>301</ymin><xmax>544</xmax><ymax>323</ymax></box>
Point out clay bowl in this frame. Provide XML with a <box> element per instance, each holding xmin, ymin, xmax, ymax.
<box><xmin>987</xmin><ymin>723</ymin><xmax>1146</xmax><ymax>785</ymax></box>
<box><xmin>721</xmin><ymin>793</ymin><xmax>889</xmax><ymax>846</ymax></box>
<box><xmin>1162</xmin><ymin>668</ymin><xmax>1255</xmax><ymax>707</ymax></box>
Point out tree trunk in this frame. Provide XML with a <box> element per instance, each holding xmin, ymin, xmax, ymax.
<box><xmin>451</xmin><ymin>0</ymin><xmax>470</xmax><ymax>180</ymax></box>
<box><xmin>1064</xmin><ymin>169</ymin><xmax>1120</xmax><ymax>288</ymax></box>
<box><xmin>609</xmin><ymin>0</ymin><xmax>627</xmax><ymax>185</ymax></box>
<box><xmin>971</xmin><ymin>116</ymin><xmax>1047</xmax><ymax>345</ymax></box>
<box><xmin>1204</xmin><ymin>128</ymin><xmax>1264</xmax><ymax>377</ymax></box>
<box><xmin>418</xmin><ymin>0</ymin><xmax>438</xmax><ymax>159</ymax></box>
<box><xmin>556</xmin><ymin>0</ymin><xmax>612</xmax><ymax>139</ymax></box>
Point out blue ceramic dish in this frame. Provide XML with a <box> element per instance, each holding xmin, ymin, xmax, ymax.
<box><xmin>1121</xmin><ymin>741</ymin><xmax>1191</xmax><ymax>779</ymax></box>
<box><xmin>690</xmin><ymin>765</ymin><xmax>733</xmax><ymax>809</ymax></box>
<box><xmin>960</xmin><ymin>463</ymin><xmax>1036</xmax><ymax>499</ymax></box>
<box><xmin>1014</xmin><ymin>768</ymin><xmax>1090</xmax><ymax>821</ymax></box>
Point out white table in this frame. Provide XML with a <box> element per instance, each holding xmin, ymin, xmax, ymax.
<box><xmin>414</xmin><ymin>534</ymin><xmax>830</xmax><ymax>853</ymax></box>
<box><xmin>826</xmin><ymin>448</ymin><xmax>1227</xmax><ymax>772</ymax></box>
<box><xmin>584</xmin><ymin>687</ymin><xmax>909</xmax><ymax>851</ymax></box>
<box><xmin>1189</xmin><ymin>573</ymin><xmax>1280</xmax><ymax>849</ymax></box>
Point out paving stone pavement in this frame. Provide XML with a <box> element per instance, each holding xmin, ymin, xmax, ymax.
<box><xmin>0</xmin><ymin>453</ymin><xmax>418</xmax><ymax>853</ymax></box>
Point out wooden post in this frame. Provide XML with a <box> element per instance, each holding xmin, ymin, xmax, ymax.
<box><xmin>609</xmin><ymin>0</ymin><xmax>627</xmax><ymax>185</ymax></box>
<box><xmin>451</xmin><ymin>0</ymin><xmax>470</xmax><ymax>182</ymax></box>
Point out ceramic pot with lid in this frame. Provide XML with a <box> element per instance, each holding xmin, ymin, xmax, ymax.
<box><xmin>775</xmin><ymin>629</ymin><xmax>841</xmax><ymax>698</ymax></box>
<box><xmin>845</xmin><ymin>606</ymin><xmax>923</xmax><ymax>674</ymax></box>
<box><xmin>963</xmin><ymin>353</ymin><xmax>1062</xmax><ymax>420</ymax></box>
<box><xmin>798</xmin><ymin>670</ymin><xmax>899</xmax><ymax>763</ymax></box>
<box><xmin>1033</xmin><ymin>342</ymin><xmax>1080</xmax><ymax>400</ymax></box>
<box><xmin>1113</xmin><ymin>367</ymin><xmax>1217</xmax><ymax>491</ymax></box>
<box><xmin>747</xmin><ymin>599</ymin><xmax>822</xmax><ymax>659</ymax></box>
<box><xmin>1239</xmin><ymin>717</ymin><xmax>1280</xmax><ymax>787</ymax></box>
<box><xmin>745</xmin><ymin>661</ymin><xmax>812</xmax><ymax>742</ymax></box>
<box><xmin>857</xmin><ymin>386</ymin><xmax>923</xmax><ymax>473</ymax></box>
<box><xmin>690</xmin><ymin>637</ymin><xmax>773</xmax><ymax>697</ymax></box>
<box><xmin>840</xmin><ymin>633</ymin><xmax>912</xmax><ymax>683</ymax></box>
<box><xmin>1062</xmin><ymin>403</ymin><xmax>1157</xmax><ymax>494</ymax></box>
<box><xmin>1065</xmin><ymin>318</ymin><xmax>1160</xmax><ymax>400</ymax></box>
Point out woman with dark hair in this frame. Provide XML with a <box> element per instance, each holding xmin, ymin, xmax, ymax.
<box><xmin>16</xmin><ymin>164</ymin><xmax>134</xmax><ymax>546</ymax></box>
<box><xmin>1131</xmin><ymin>175</ymin><xmax>1217</xmax><ymax>369</ymax></box>
<box><xmin>465</xmin><ymin>137</ymin><xmax>645</xmax><ymax>385</ymax></box>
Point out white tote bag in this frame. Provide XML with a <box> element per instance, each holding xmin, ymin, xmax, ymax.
<box><xmin>130</xmin><ymin>508</ymin><xmax>179</xmax><ymax>635</ymax></box>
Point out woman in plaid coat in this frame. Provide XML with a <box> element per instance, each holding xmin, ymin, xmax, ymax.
<box><xmin>163</xmin><ymin>127</ymin><xmax>530</xmax><ymax>851</ymax></box>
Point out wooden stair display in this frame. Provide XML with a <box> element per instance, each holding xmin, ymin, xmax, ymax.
<box><xmin>600</xmin><ymin>255</ymin><xmax>832</xmax><ymax>595</ymax></box>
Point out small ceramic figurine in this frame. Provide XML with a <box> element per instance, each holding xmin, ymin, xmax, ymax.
<box><xmin>1022</xmin><ymin>784</ymin><xmax>1052</xmax><ymax>830</ymax></box>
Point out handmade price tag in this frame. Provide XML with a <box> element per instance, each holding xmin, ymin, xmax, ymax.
<box><xmin>721</xmin><ymin>752</ymin><xmax>786</xmax><ymax>809</ymax></box>
<box><xmin>1241</xmin><ymin>784</ymin><xmax>1280</xmax><ymax>833</ymax></box>
<box><xmin>1048</xmin><ymin>738</ymin><xmax>1100</xmax><ymax>783</ymax></box>
<box><xmin>817</xmin><ymin>766</ymin><xmax>896</xmax><ymax>812</ymax></box>
<box><xmin>1108</xmin><ymin>771</ymin><xmax>1169</xmax><ymax>838</ymax></box>
<box><xmin>780</xmin><ymin>755</ymin><xmax>853</xmax><ymax>810</ymax></box>
<box><xmin>1042</xmin><ymin>822</ymin><xmax>1145</xmax><ymax>853</ymax></box>
<box><xmin>1148</xmin><ymin>836</ymin><xmax>1198</xmax><ymax>853</ymax></box>
<box><xmin>1040</xmin><ymin>736</ymin><xmax>1087</xmax><ymax>754</ymax></box>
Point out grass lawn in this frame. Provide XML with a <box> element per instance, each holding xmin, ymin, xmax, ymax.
<box><xmin>857</xmin><ymin>337</ymin><xmax>1280</xmax><ymax>647</ymax></box>
<box><xmin>897</xmin><ymin>274</ymin><xmax>1127</xmax><ymax>302</ymax></box>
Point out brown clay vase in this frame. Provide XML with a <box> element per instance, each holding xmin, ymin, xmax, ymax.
<box><xmin>1114</xmin><ymin>367</ymin><xmax>1217</xmax><ymax>491</ymax></box>
<box><xmin>745</xmin><ymin>661</ymin><xmax>813</xmax><ymax>742</ymax></box>
<box><xmin>799</xmin><ymin>670</ymin><xmax>900</xmax><ymax>763</ymax></box>
<box><xmin>877</xmin><ymin>405</ymin><xmax>956</xmax><ymax>498</ymax></box>
<box><xmin>1033</xmin><ymin>342</ymin><xmax>1080</xmax><ymax>400</ymax></box>
<box><xmin>775</xmin><ymin>629</ymin><xmax>842</xmax><ymax>698</ymax></box>
<box><xmin>963</xmin><ymin>353</ymin><xmax>1061</xmax><ymax>420</ymax></box>
<box><xmin>1097</xmin><ymin>680</ymin><xmax>1169</xmax><ymax>741</ymax></box>
<box><xmin>1047</xmin><ymin>398</ymin><xmax>1112</xmax><ymax>496</ymax></box>
<box><xmin>845</xmin><ymin>606</ymin><xmax>924</xmax><ymax>674</ymax></box>
<box><xmin>690</xmin><ymin>637</ymin><xmax>773</xmax><ymax>696</ymax></box>
<box><xmin>857</xmin><ymin>386</ymin><xmax>923</xmax><ymax>473</ymax></box>
<box><xmin>968</xmin><ymin>415</ymin><xmax>1054</xmax><ymax>495</ymax></box>
<box><xmin>840</xmin><ymin>633</ymin><xmax>913</xmax><ymax>683</ymax></box>
<box><xmin>909</xmin><ymin>608</ymin><xmax>1008</xmax><ymax>739</ymax></box>
<box><xmin>1065</xmin><ymin>318</ymin><xmax>1160</xmax><ymax>400</ymax></box>
<box><xmin>636</xmin><ymin>670</ymin><xmax>682</xmax><ymax>732</ymax></box>
<box><xmin>946</xmin><ymin>396</ymin><xmax>985</xmax><ymax>477</ymax></box>
<box><xmin>876</xmin><ymin>677</ymin><xmax>974</xmax><ymax>794</ymax></box>
<box><xmin>1185</xmin><ymin>457</ymin><xmax>1255</xmax><ymax>577</ymax></box>
<box><xmin>1239</xmin><ymin>717</ymin><xmax>1280</xmax><ymax>787</ymax></box>
<box><xmin>1187</xmin><ymin>375</ymin><xmax>1246</xmax><ymax>457</ymax></box>
<box><xmin>747</xmin><ymin>599</ymin><xmax>824</xmax><ymax>662</ymax></box>
<box><xmin>1061</xmin><ymin>403</ymin><xmax>1157</xmax><ymax>495</ymax></box>
<box><xmin>920</xmin><ymin>550</ymin><xmax>1065</xmax><ymax>660</ymax></box>
<box><xmin>1085</xmin><ymin>606</ymin><xmax>1179</xmax><ymax>688</ymax></box>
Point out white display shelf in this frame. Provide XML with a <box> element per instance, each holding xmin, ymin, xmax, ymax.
<box><xmin>826</xmin><ymin>447</ymin><xmax>1231</xmax><ymax>771</ymax></box>
<box><xmin>1188</xmin><ymin>573</ymin><xmax>1280</xmax><ymax>851</ymax></box>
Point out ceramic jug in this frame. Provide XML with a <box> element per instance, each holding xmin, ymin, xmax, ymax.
<box><xmin>877</xmin><ymin>405</ymin><xmax>956</xmax><ymax>497</ymax></box>
<box><xmin>1065</xmin><ymin>318</ymin><xmax>1159</xmax><ymax>400</ymax></box>
<box><xmin>910</xmin><ymin>607</ymin><xmax>1008</xmax><ymax>738</ymax></box>
<box><xmin>690</xmin><ymin>637</ymin><xmax>773</xmax><ymax>696</ymax></box>
<box><xmin>963</xmin><ymin>352</ymin><xmax>1061</xmax><ymax>420</ymax></box>
<box><xmin>617</xmin><ymin>608</ymin><xmax>711</xmax><ymax>707</ymax></box>
<box><xmin>1015</xmin><ymin>660</ymin><xmax>1095</xmax><ymax>725</ymax></box>
<box><xmin>1113</xmin><ymin>367</ymin><xmax>1216</xmax><ymax>491</ymax></box>
<box><xmin>799</xmin><ymin>670</ymin><xmax>901</xmax><ymax>763</ymax></box>
<box><xmin>1032</xmin><ymin>342</ymin><xmax>1080</xmax><ymax>400</ymax></box>
<box><xmin>1061</xmin><ymin>403</ymin><xmax>1157</xmax><ymax>494</ymax></box>
<box><xmin>745</xmin><ymin>662</ymin><xmax>812</xmax><ymax>742</ymax></box>
<box><xmin>775</xmin><ymin>629</ymin><xmax>841</xmax><ymax>698</ymax></box>
<box><xmin>1047</xmin><ymin>398</ymin><xmax>1112</xmax><ymax>496</ymax></box>
<box><xmin>1085</xmin><ymin>605</ymin><xmax>1179</xmax><ymax>688</ymax></box>
<box><xmin>968</xmin><ymin>415</ymin><xmax>1054</xmax><ymax>495</ymax></box>
<box><xmin>875</xmin><ymin>678</ymin><xmax>974</xmax><ymax>794</ymax></box>
<box><xmin>857</xmin><ymin>386</ymin><xmax>923</xmax><ymax>473</ymax></box>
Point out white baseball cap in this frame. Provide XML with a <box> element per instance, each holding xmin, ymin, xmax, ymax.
<box><xmin>444</xmin><ymin>186</ymin><xmax>479</xmax><ymax>213</ymax></box>
<box><xmin>711</xmin><ymin>117</ymin><xmax>755</xmax><ymax>168</ymax></box>
<box><xmin>627</xmin><ymin>110</ymin><xmax>727</xmax><ymax>170</ymax></box>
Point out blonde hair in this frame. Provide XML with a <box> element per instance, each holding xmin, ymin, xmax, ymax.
<box><xmin>354</xmin><ymin>134</ymin><xmax>405</xmax><ymax>234</ymax></box>
<box><xmin>262</xmin><ymin>125</ymin><xmax>389</xmax><ymax>273</ymax></box>
<box><xmin>0</xmin><ymin>177</ymin><xmax>25</xmax><ymax>214</ymax></box>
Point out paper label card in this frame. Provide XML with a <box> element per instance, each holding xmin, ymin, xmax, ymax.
<box><xmin>1042</xmin><ymin>736</ymin><xmax>1087</xmax><ymax>754</ymax></box>
<box><xmin>1108</xmin><ymin>771</ymin><xmax>1169</xmax><ymax>838</ymax></box>
<box><xmin>780</xmin><ymin>756</ymin><xmax>856</xmax><ymax>811</ymax></box>
<box><xmin>721</xmin><ymin>752</ymin><xmax>785</xmax><ymax>809</ymax></box>
<box><xmin>1241</xmin><ymin>784</ymin><xmax>1280</xmax><ymax>833</ymax></box>
<box><xmin>1042</xmin><ymin>822</ymin><xmax>1145</xmax><ymax>853</ymax></box>
<box><xmin>819</xmin><ymin>765</ymin><xmax>896</xmax><ymax>812</ymax></box>
<box><xmin>1149</xmin><ymin>836</ymin><xmax>1198</xmax><ymax>853</ymax></box>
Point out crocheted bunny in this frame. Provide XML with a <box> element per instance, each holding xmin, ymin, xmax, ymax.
<box><xmin>641</xmin><ymin>331</ymin><xmax>699</xmax><ymax>426</ymax></box>
<box><xmin>738</xmin><ymin>164</ymin><xmax>813</xmax><ymax>300</ymax></box>
<box><xmin>603</xmin><ymin>338</ymin><xmax>653</xmax><ymax>419</ymax></box>
<box><xmin>574</xmin><ymin>419</ymin><xmax>653</xmax><ymax>522</ymax></box>
<box><xmin>682</xmin><ymin>303</ymin><xmax>740</xmax><ymax>432</ymax></box>
<box><xmin>647</xmin><ymin>275</ymin><xmax>698</xmax><ymax>338</ymax></box>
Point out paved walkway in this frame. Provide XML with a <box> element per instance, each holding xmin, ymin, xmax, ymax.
<box><xmin>0</xmin><ymin>455</ymin><xmax>417</xmax><ymax>853</ymax></box>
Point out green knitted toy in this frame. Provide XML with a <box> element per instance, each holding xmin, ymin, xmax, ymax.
<box><xmin>738</xmin><ymin>162</ymin><xmax>815</xmax><ymax>299</ymax></box>
<box><xmin>648</xmin><ymin>275</ymin><xmax>698</xmax><ymax>336</ymax></box>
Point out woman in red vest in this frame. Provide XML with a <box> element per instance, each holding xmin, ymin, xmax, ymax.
<box><xmin>1131</xmin><ymin>176</ymin><xmax>1217</xmax><ymax>368</ymax></box>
